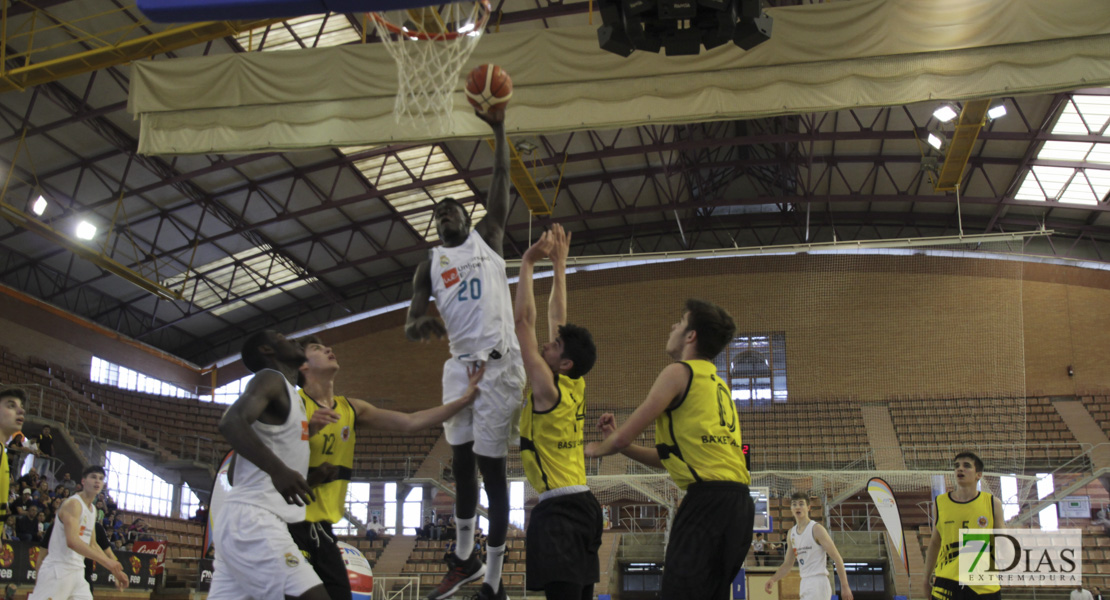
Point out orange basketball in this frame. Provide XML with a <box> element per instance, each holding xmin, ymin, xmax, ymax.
<box><xmin>465</xmin><ymin>64</ymin><xmax>512</xmax><ymax>115</ymax></box>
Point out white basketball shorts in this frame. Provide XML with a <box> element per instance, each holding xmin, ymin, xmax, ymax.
<box><xmin>208</xmin><ymin>501</ymin><xmax>323</xmax><ymax>599</ymax></box>
<box><xmin>29</xmin><ymin>564</ymin><xmax>92</xmax><ymax>600</ymax></box>
<box><xmin>441</xmin><ymin>349</ymin><xmax>526</xmax><ymax>458</ymax></box>
<box><xmin>799</xmin><ymin>574</ymin><xmax>833</xmax><ymax>600</ymax></box>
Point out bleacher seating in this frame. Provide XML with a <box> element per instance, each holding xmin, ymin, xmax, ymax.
<box><xmin>402</xmin><ymin>536</ymin><xmax>527</xmax><ymax>593</ymax></box>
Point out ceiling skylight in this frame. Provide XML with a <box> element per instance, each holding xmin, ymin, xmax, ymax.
<box><xmin>1013</xmin><ymin>92</ymin><xmax>1110</xmax><ymax>205</ymax></box>
<box><xmin>340</xmin><ymin>145</ymin><xmax>481</xmax><ymax>241</ymax></box>
<box><xmin>234</xmin><ymin>13</ymin><xmax>362</xmax><ymax>52</ymax></box>
<box><xmin>163</xmin><ymin>245</ymin><xmax>315</xmax><ymax>316</ymax></box>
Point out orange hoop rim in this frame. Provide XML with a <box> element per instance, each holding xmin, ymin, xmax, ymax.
<box><xmin>368</xmin><ymin>0</ymin><xmax>491</xmax><ymax>41</ymax></box>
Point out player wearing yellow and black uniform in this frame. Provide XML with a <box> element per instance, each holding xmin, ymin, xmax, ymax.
<box><xmin>587</xmin><ymin>299</ymin><xmax>754</xmax><ymax>600</ymax></box>
<box><xmin>294</xmin><ymin>335</ymin><xmax>486</xmax><ymax>599</ymax></box>
<box><xmin>514</xmin><ymin>225</ymin><xmax>600</xmax><ymax>600</ymax></box>
<box><xmin>925</xmin><ymin>452</ymin><xmax>1005</xmax><ymax>600</ymax></box>
<box><xmin>0</xmin><ymin>388</ymin><xmax>28</xmax><ymax>522</ymax></box>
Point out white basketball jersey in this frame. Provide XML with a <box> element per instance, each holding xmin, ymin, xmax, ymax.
<box><xmin>790</xmin><ymin>521</ymin><xmax>828</xmax><ymax>579</ymax></box>
<box><xmin>225</xmin><ymin>370</ymin><xmax>310</xmax><ymax>523</ymax></box>
<box><xmin>42</xmin><ymin>496</ymin><xmax>95</xmax><ymax>570</ymax></box>
<box><xmin>430</xmin><ymin>230</ymin><xmax>518</xmax><ymax>358</ymax></box>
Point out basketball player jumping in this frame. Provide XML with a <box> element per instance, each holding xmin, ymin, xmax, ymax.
<box><xmin>515</xmin><ymin>224</ymin><xmax>601</xmax><ymax>600</ymax></box>
<box><xmin>290</xmin><ymin>334</ymin><xmax>485</xmax><ymax>599</ymax></box>
<box><xmin>406</xmin><ymin>111</ymin><xmax>523</xmax><ymax>600</ymax></box>
<box><xmin>586</xmin><ymin>300</ymin><xmax>754</xmax><ymax>600</ymax></box>
<box><xmin>925</xmin><ymin>452</ymin><xmax>1005</xmax><ymax>600</ymax></box>
<box><xmin>28</xmin><ymin>466</ymin><xmax>129</xmax><ymax>600</ymax></box>
<box><xmin>208</xmin><ymin>330</ymin><xmax>328</xmax><ymax>600</ymax></box>
<box><xmin>765</xmin><ymin>492</ymin><xmax>854</xmax><ymax>600</ymax></box>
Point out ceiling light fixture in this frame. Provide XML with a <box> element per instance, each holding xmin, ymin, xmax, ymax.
<box><xmin>75</xmin><ymin>221</ymin><xmax>97</xmax><ymax>240</ymax></box>
<box><xmin>31</xmin><ymin>195</ymin><xmax>47</xmax><ymax>216</ymax></box>
<box><xmin>933</xmin><ymin>105</ymin><xmax>958</xmax><ymax>123</ymax></box>
<box><xmin>987</xmin><ymin>104</ymin><xmax>1007</xmax><ymax>120</ymax></box>
<box><xmin>927</xmin><ymin>131</ymin><xmax>945</xmax><ymax>151</ymax></box>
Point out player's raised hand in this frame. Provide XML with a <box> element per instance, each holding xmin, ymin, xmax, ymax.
<box><xmin>461</xmin><ymin>363</ymin><xmax>486</xmax><ymax>404</ymax></box>
<box><xmin>596</xmin><ymin>412</ymin><xmax>617</xmax><ymax>437</ymax></box>
<box><xmin>411</xmin><ymin>315</ymin><xmax>447</xmax><ymax>341</ymax></box>
<box><xmin>522</xmin><ymin>230</ymin><xmax>554</xmax><ymax>266</ymax></box>
<box><xmin>549</xmin><ymin>223</ymin><xmax>572</xmax><ymax>266</ymax></box>
<box><xmin>271</xmin><ymin>465</ymin><xmax>315</xmax><ymax>506</ymax></box>
<box><xmin>107</xmin><ymin>559</ymin><xmax>129</xmax><ymax>590</ymax></box>
<box><xmin>309</xmin><ymin>405</ymin><xmax>340</xmax><ymax>437</ymax></box>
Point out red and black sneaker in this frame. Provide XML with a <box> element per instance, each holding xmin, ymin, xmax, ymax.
<box><xmin>425</xmin><ymin>553</ymin><xmax>486</xmax><ymax>600</ymax></box>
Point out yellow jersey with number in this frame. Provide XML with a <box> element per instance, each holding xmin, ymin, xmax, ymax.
<box><xmin>934</xmin><ymin>491</ymin><xmax>999</xmax><ymax>594</ymax></box>
<box><xmin>301</xmin><ymin>390</ymin><xmax>356</xmax><ymax>524</ymax></box>
<box><xmin>521</xmin><ymin>373</ymin><xmax>587</xmax><ymax>493</ymax></box>
<box><xmin>655</xmin><ymin>360</ymin><xmax>750</xmax><ymax>490</ymax></box>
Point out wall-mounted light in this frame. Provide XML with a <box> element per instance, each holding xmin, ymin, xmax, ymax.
<box><xmin>1067</xmin><ymin>365</ymin><xmax>1074</xmax><ymax>377</ymax></box>
<box><xmin>75</xmin><ymin>220</ymin><xmax>97</xmax><ymax>240</ymax></box>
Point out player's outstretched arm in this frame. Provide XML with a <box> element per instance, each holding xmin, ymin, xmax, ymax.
<box><xmin>473</xmin><ymin>119</ymin><xmax>510</xmax><ymax>256</ymax></box>
<box><xmin>59</xmin><ymin>499</ymin><xmax>129</xmax><ymax>589</ymax></box>
<box><xmin>547</xmin><ymin>224</ymin><xmax>571</xmax><ymax>341</ymax></box>
<box><xmin>406</xmin><ymin>258</ymin><xmax>446</xmax><ymax>342</ymax></box>
<box><xmin>219</xmin><ymin>371</ymin><xmax>314</xmax><ymax>507</ymax></box>
<box><xmin>814</xmin><ymin>523</ymin><xmax>853</xmax><ymax>600</ymax></box>
<box><xmin>515</xmin><ymin>231</ymin><xmax>559</xmax><ymax>410</ymax></box>
<box><xmin>584</xmin><ymin>362</ymin><xmax>689</xmax><ymax>461</ymax></box>
<box><xmin>351</xmin><ymin>364</ymin><xmax>485</xmax><ymax>432</ymax></box>
<box><xmin>765</xmin><ymin>538</ymin><xmax>797</xmax><ymax>592</ymax></box>
<box><xmin>589</xmin><ymin>413</ymin><xmax>664</xmax><ymax>468</ymax></box>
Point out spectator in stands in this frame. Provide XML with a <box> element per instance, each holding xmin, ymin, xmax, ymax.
<box><xmin>61</xmin><ymin>472</ymin><xmax>77</xmax><ymax>493</ymax></box>
<box><xmin>752</xmin><ymin>532</ymin><xmax>767</xmax><ymax>566</ymax></box>
<box><xmin>52</xmin><ymin>484</ymin><xmax>66</xmax><ymax>499</ymax></box>
<box><xmin>366</xmin><ymin>516</ymin><xmax>384</xmax><ymax>542</ymax></box>
<box><xmin>417</xmin><ymin>518</ymin><xmax>435</xmax><ymax>540</ymax></box>
<box><xmin>435</xmin><ymin>515</ymin><xmax>446</xmax><ymax>541</ymax></box>
<box><xmin>127</xmin><ymin>517</ymin><xmax>150</xmax><ymax>543</ymax></box>
<box><xmin>4</xmin><ymin>583</ymin><xmax>15</xmax><ymax>600</ymax></box>
<box><xmin>16</xmin><ymin>505</ymin><xmax>39</xmax><ymax>541</ymax></box>
<box><xmin>1093</xmin><ymin>586</ymin><xmax>1103</xmax><ymax>600</ymax></box>
<box><xmin>35</xmin><ymin>510</ymin><xmax>48</xmax><ymax>542</ymax></box>
<box><xmin>100</xmin><ymin>488</ymin><xmax>117</xmax><ymax>512</ymax></box>
<box><xmin>94</xmin><ymin>499</ymin><xmax>106</xmax><ymax>523</ymax></box>
<box><xmin>0</xmin><ymin>388</ymin><xmax>26</xmax><ymax>525</ymax></box>
<box><xmin>34</xmin><ymin>425</ymin><xmax>54</xmax><ymax>476</ymax></box>
<box><xmin>193</xmin><ymin>503</ymin><xmax>209</xmax><ymax>523</ymax></box>
<box><xmin>2</xmin><ymin>515</ymin><xmax>16</xmax><ymax>541</ymax></box>
<box><xmin>50</xmin><ymin>496</ymin><xmax>64</xmax><ymax>518</ymax></box>
<box><xmin>1072</xmin><ymin>586</ymin><xmax>1095</xmax><ymax>600</ymax></box>
<box><xmin>33</xmin><ymin>479</ymin><xmax>49</xmax><ymax>502</ymax></box>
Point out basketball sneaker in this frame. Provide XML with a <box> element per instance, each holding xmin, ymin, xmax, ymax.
<box><xmin>425</xmin><ymin>552</ymin><xmax>486</xmax><ymax>600</ymax></box>
<box><xmin>473</xmin><ymin>582</ymin><xmax>507</xmax><ymax>600</ymax></box>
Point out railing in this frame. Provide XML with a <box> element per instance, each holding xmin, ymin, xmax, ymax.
<box><xmin>19</xmin><ymin>383</ymin><xmax>108</xmax><ymax>465</ymax></box>
<box><xmin>372</xmin><ymin>576</ymin><xmax>421</xmax><ymax>600</ymax></box>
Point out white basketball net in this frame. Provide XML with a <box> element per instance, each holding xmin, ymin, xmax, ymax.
<box><xmin>369</xmin><ymin>2</ymin><xmax>489</xmax><ymax>134</ymax></box>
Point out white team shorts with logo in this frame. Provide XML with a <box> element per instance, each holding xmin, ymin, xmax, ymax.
<box><xmin>208</xmin><ymin>501</ymin><xmax>322</xmax><ymax>599</ymax></box>
<box><xmin>442</xmin><ymin>350</ymin><xmax>526</xmax><ymax>458</ymax></box>
<box><xmin>29</xmin><ymin>564</ymin><xmax>92</xmax><ymax>600</ymax></box>
<box><xmin>799</xmin><ymin>574</ymin><xmax>833</xmax><ymax>600</ymax></box>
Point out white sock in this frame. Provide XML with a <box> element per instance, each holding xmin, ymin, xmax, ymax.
<box><xmin>455</xmin><ymin>516</ymin><xmax>476</xmax><ymax>560</ymax></box>
<box><xmin>484</xmin><ymin>543</ymin><xmax>506</xmax><ymax>590</ymax></box>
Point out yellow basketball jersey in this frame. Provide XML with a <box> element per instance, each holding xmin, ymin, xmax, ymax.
<box><xmin>520</xmin><ymin>373</ymin><xmax>588</xmax><ymax>493</ymax></box>
<box><xmin>934</xmin><ymin>491</ymin><xmax>999</xmax><ymax>594</ymax></box>
<box><xmin>0</xmin><ymin>445</ymin><xmax>9</xmax><ymax>520</ymax></box>
<box><xmin>654</xmin><ymin>360</ymin><xmax>750</xmax><ymax>490</ymax></box>
<box><xmin>300</xmin><ymin>390</ymin><xmax>356</xmax><ymax>524</ymax></box>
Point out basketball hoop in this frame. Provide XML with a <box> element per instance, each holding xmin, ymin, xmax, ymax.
<box><xmin>368</xmin><ymin>0</ymin><xmax>491</xmax><ymax>134</ymax></box>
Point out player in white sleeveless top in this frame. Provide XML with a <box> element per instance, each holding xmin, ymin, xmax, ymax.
<box><xmin>29</xmin><ymin>466</ymin><xmax>127</xmax><ymax>600</ymax></box>
<box><xmin>208</xmin><ymin>330</ymin><xmax>329</xmax><ymax>600</ymax></box>
<box><xmin>766</xmin><ymin>492</ymin><xmax>853</xmax><ymax>600</ymax></box>
<box><xmin>406</xmin><ymin>111</ymin><xmax>523</xmax><ymax>600</ymax></box>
